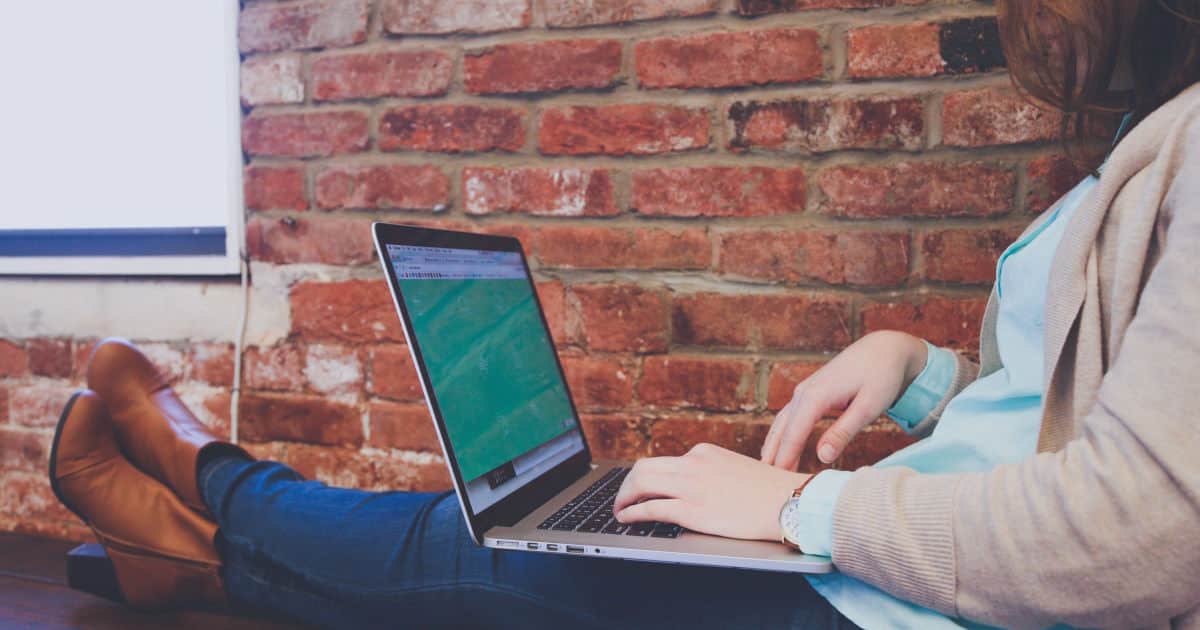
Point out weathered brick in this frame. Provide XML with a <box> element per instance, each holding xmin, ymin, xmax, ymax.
<box><xmin>728</xmin><ymin>96</ymin><xmax>924</xmax><ymax>153</ymax></box>
<box><xmin>240</xmin><ymin>0</ymin><xmax>368</xmax><ymax>53</ymax></box>
<box><xmin>71</xmin><ymin>340</ymin><xmax>97</xmax><ymax>383</ymax></box>
<box><xmin>368</xmin><ymin>400</ymin><xmax>438</xmax><ymax>451</ymax></box>
<box><xmin>27</xmin><ymin>339</ymin><xmax>71</xmax><ymax>379</ymax></box>
<box><xmin>240</xmin><ymin>54</ymin><xmax>305</xmax><ymax>106</ymax></box>
<box><xmin>246</xmin><ymin>216</ymin><xmax>374</xmax><ymax>265</ymax></box>
<box><xmin>0</xmin><ymin>340</ymin><xmax>29</xmax><ymax>378</ymax></box>
<box><xmin>290</xmin><ymin>280</ymin><xmax>406</xmax><ymax>344</ymax></box>
<box><xmin>649</xmin><ymin>415</ymin><xmax>770</xmax><ymax>458</ymax></box>
<box><xmin>10</xmin><ymin>384</ymin><xmax>66</xmax><ymax>429</ymax></box>
<box><xmin>537</xmin><ymin>281</ymin><xmax>569</xmax><ymax>346</ymax></box>
<box><xmin>0</xmin><ymin>472</ymin><xmax>75</xmax><ymax>524</ymax></box>
<box><xmin>632</xmin><ymin>166</ymin><xmax>805</xmax><ymax>217</ymax></box>
<box><xmin>766</xmin><ymin>361</ymin><xmax>826</xmax><ymax>410</ymax></box>
<box><xmin>315</xmin><ymin>164</ymin><xmax>449</xmax><ymax>211</ymax></box>
<box><xmin>465</xmin><ymin>39</ymin><xmax>621</xmax><ymax>95</ymax></box>
<box><xmin>818</xmin><ymin>161</ymin><xmax>1014</xmax><ymax>219</ymax></box>
<box><xmin>636</xmin><ymin>28</ymin><xmax>821</xmax><ymax>89</ymax></box>
<box><xmin>463</xmin><ymin>167</ymin><xmax>616</xmax><ymax>217</ymax></box>
<box><xmin>718</xmin><ymin>230</ymin><xmax>910</xmax><ymax>288</ymax></box>
<box><xmin>533</xmin><ymin>226</ymin><xmax>710</xmax><ymax>270</ymax></box>
<box><xmin>0</xmin><ymin>386</ymin><xmax>7</xmax><ymax>424</ymax></box>
<box><xmin>379</xmin><ymin>105</ymin><xmax>525</xmax><ymax>153</ymax></box>
<box><xmin>579</xmin><ymin>414</ymin><xmax>652</xmax><ymax>460</ymax></box>
<box><xmin>244</xmin><ymin>344</ymin><xmax>307</xmax><ymax>392</ymax></box>
<box><xmin>0</xmin><ymin>428</ymin><xmax>50</xmax><ymax>473</ymax></box>
<box><xmin>539</xmin><ymin>105</ymin><xmax>709</xmax><ymax>156</ymax></box>
<box><xmin>137</xmin><ymin>343</ymin><xmax>189</xmax><ymax>384</ymax></box>
<box><xmin>303</xmin><ymin>345</ymin><xmax>362</xmax><ymax>395</ymax></box>
<box><xmin>1027</xmin><ymin>154</ymin><xmax>1093</xmax><ymax>214</ymax></box>
<box><xmin>243</xmin><ymin>110</ymin><xmax>369</xmax><ymax>158</ymax></box>
<box><xmin>367</xmin><ymin>345</ymin><xmax>423</xmax><ymax>401</ymax></box>
<box><xmin>238</xmin><ymin>392</ymin><xmax>362</xmax><ymax>447</ymax></box>
<box><xmin>189</xmin><ymin>343</ymin><xmax>234</xmax><ymax>387</ymax></box>
<box><xmin>672</xmin><ymin>293</ymin><xmax>852</xmax><ymax>351</ymax></box>
<box><xmin>847</xmin><ymin>23</ymin><xmax>942</xmax><ymax>79</ymax></box>
<box><xmin>639</xmin><ymin>357</ymin><xmax>757</xmax><ymax>412</ymax></box>
<box><xmin>382</xmin><ymin>0</ymin><xmax>531</xmax><ymax>34</ymax></box>
<box><xmin>943</xmin><ymin>88</ymin><xmax>1061</xmax><ymax>147</ymax></box>
<box><xmin>312</xmin><ymin>49</ymin><xmax>453</xmax><ymax>101</ymax></box>
<box><xmin>545</xmin><ymin>0</ymin><xmax>718</xmax><ymax>27</ymax></box>
<box><xmin>921</xmin><ymin>228</ymin><xmax>1022</xmax><ymax>284</ymax></box>
<box><xmin>861</xmin><ymin>295</ymin><xmax>989</xmax><ymax>350</ymax></box>
<box><xmin>572</xmin><ymin>285</ymin><xmax>669</xmax><ymax>353</ymax></box>
<box><xmin>176</xmin><ymin>384</ymin><xmax>232</xmax><ymax>441</ymax></box>
<box><xmin>939</xmin><ymin>17</ymin><xmax>1005</xmax><ymax>75</ymax></box>
<box><xmin>736</xmin><ymin>0</ymin><xmax>928</xmax><ymax>16</ymax></box>
<box><xmin>245</xmin><ymin>165</ymin><xmax>308</xmax><ymax>212</ymax></box>
<box><xmin>562</xmin><ymin>355</ymin><xmax>635</xmax><ymax>411</ymax></box>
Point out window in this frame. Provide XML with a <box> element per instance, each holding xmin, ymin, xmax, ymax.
<box><xmin>0</xmin><ymin>0</ymin><xmax>243</xmax><ymax>275</ymax></box>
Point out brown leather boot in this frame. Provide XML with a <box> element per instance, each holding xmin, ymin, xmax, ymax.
<box><xmin>49</xmin><ymin>390</ymin><xmax>228</xmax><ymax>609</ymax></box>
<box><xmin>86</xmin><ymin>338</ymin><xmax>251</xmax><ymax>514</ymax></box>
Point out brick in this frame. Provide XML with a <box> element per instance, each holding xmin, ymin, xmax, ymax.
<box><xmin>0</xmin><ymin>386</ymin><xmax>7</xmax><ymax>424</ymax></box>
<box><xmin>312</xmin><ymin>49</ymin><xmax>453</xmax><ymax>101</ymax></box>
<box><xmin>0</xmin><ymin>472</ymin><xmax>75</xmax><ymax>524</ymax></box>
<box><xmin>943</xmin><ymin>88</ymin><xmax>1061</xmax><ymax>147</ymax></box>
<box><xmin>383</xmin><ymin>0</ymin><xmax>530</xmax><ymax>34</ymax></box>
<box><xmin>138</xmin><ymin>343</ymin><xmax>188</xmax><ymax>384</ymax></box>
<box><xmin>368</xmin><ymin>400</ymin><xmax>438</xmax><ymax>451</ymax></box>
<box><xmin>847</xmin><ymin>23</ymin><xmax>943</xmax><ymax>79</ymax></box>
<box><xmin>921</xmin><ymin>228</ymin><xmax>1022</xmax><ymax>284</ymax></box>
<box><xmin>243</xmin><ymin>110</ymin><xmax>369</xmax><ymax>158</ymax></box>
<box><xmin>244</xmin><ymin>344</ymin><xmax>307</xmax><ymax>392</ymax></box>
<box><xmin>197</xmin><ymin>390</ymin><xmax>233</xmax><ymax>440</ymax></box>
<box><xmin>818</xmin><ymin>161</ymin><xmax>1014</xmax><ymax>219</ymax></box>
<box><xmin>0</xmin><ymin>428</ymin><xmax>50</xmax><ymax>473</ymax></box>
<box><xmin>579</xmin><ymin>414</ymin><xmax>651</xmax><ymax>460</ymax></box>
<box><xmin>562</xmin><ymin>355</ymin><xmax>635</xmax><ymax>411</ymax></box>
<box><xmin>0</xmin><ymin>340</ymin><xmax>29</xmax><ymax>378</ymax></box>
<box><xmin>1027</xmin><ymin>154</ymin><xmax>1093</xmax><ymax>214</ymax></box>
<box><xmin>367</xmin><ymin>345</ymin><xmax>423</xmax><ymax>401</ymax></box>
<box><xmin>238</xmin><ymin>392</ymin><xmax>362</xmax><ymax>447</ymax></box>
<box><xmin>240</xmin><ymin>0</ymin><xmax>368</xmax><ymax>53</ymax></box>
<box><xmin>834</xmin><ymin>425</ymin><xmax>915</xmax><ymax>468</ymax></box>
<box><xmin>71</xmin><ymin>340</ymin><xmax>97</xmax><ymax>383</ymax></box>
<box><xmin>303</xmin><ymin>345</ymin><xmax>361</xmax><ymax>395</ymax></box>
<box><xmin>572</xmin><ymin>285</ymin><xmax>669</xmax><ymax>353</ymax></box>
<box><xmin>315</xmin><ymin>164</ymin><xmax>449</xmax><ymax>211</ymax></box>
<box><xmin>639</xmin><ymin>357</ymin><xmax>756</xmax><ymax>412</ymax></box>
<box><xmin>240</xmin><ymin>54</ymin><xmax>304</xmax><ymax>106</ymax></box>
<box><xmin>545</xmin><ymin>0</ymin><xmax>718</xmax><ymax>27</ymax></box>
<box><xmin>189</xmin><ymin>343</ymin><xmax>234</xmax><ymax>387</ymax></box>
<box><xmin>718</xmin><ymin>230</ymin><xmax>910</xmax><ymax>288</ymax></box>
<box><xmin>291</xmin><ymin>280</ymin><xmax>405</xmax><ymax>344</ymax></box>
<box><xmin>463</xmin><ymin>167</ymin><xmax>616</xmax><ymax>217</ymax></box>
<box><xmin>632</xmin><ymin>166</ymin><xmax>805</xmax><ymax>217</ymax></box>
<box><xmin>10</xmin><ymin>384</ymin><xmax>66</xmax><ymax>429</ymax></box>
<box><xmin>379</xmin><ymin>105</ymin><xmax>525</xmax><ymax>153</ymax></box>
<box><xmin>637</xmin><ymin>28</ymin><xmax>821</xmax><ymax>90</ymax></box>
<box><xmin>672</xmin><ymin>293</ymin><xmax>851</xmax><ymax>351</ymax></box>
<box><xmin>246</xmin><ymin>216</ymin><xmax>374</xmax><ymax>265</ymax></box>
<box><xmin>465</xmin><ymin>39</ymin><xmax>621</xmax><ymax>95</ymax></box>
<box><xmin>861</xmin><ymin>295</ymin><xmax>989</xmax><ymax>350</ymax></box>
<box><xmin>649</xmin><ymin>415</ymin><xmax>770</xmax><ymax>458</ymax></box>
<box><xmin>27</xmin><ymin>339</ymin><xmax>71</xmax><ymax>378</ymax></box>
<box><xmin>245</xmin><ymin>165</ymin><xmax>308</xmax><ymax>212</ymax></box>
<box><xmin>536</xmin><ymin>281</ymin><xmax>569</xmax><ymax>346</ymax></box>
<box><xmin>539</xmin><ymin>105</ymin><xmax>709</xmax><ymax>156</ymax></box>
<box><xmin>767</xmin><ymin>361</ymin><xmax>825</xmax><ymax>410</ymax></box>
<box><xmin>533</xmin><ymin>226</ymin><xmax>710</xmax><ymax>271</ymax></box>
<box><xmin>736</xmin><ymin>0</ymin><xmax>927</xmax><ymax>15</ymax></box>
<box><xmin>939</xmin><ymin>17</ymin><xmax>1005</xmax><ymax>75</ymax></box>
<box><xmin>728</xmin><ymin>96</ymin><xmax>924</xmax><ymax>153</ymax></box>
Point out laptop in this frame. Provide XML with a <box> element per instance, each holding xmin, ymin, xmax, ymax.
<box><xmin>373</xmin><ymin>222</ymin><xmax>833</xmax><ymax>574</ymax></box>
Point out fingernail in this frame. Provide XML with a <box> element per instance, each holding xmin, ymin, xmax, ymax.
<box><xmin>818</xmin><ymin>444</ymin><xmax>836</xmax><ymax>463</ymax></box>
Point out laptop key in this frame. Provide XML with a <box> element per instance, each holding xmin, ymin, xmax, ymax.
<box><xmin>625</xmin><ymin>523</ymin><xmax>654</xmax><ymax>536</ymax></box>
<box><xmin>650</xmin><ymin>524</ymin><xmax>683</xmax><ymax>539</ymax></box>
<box><xmin>601</xmin><ymin>521</ymin><xmax>628</xmax><ymax>535</ymax></box>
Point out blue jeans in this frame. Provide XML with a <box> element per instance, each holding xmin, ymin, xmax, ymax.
<box><xmin>200</xmin><ymin>456</ymin><xmax>858</xmax><ymax>629</ymax></box>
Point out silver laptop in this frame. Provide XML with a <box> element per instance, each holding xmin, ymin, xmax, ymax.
<box><xmin>373</xmin><ymin>222</ymin><xmax>832</xmax><ymax>574</ymax></box>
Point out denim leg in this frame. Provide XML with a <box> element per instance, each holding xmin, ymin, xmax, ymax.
<box><xmin>201</xmin><ymin>456</ymin><xmax>856</xmax><ymax>630</ymax></box>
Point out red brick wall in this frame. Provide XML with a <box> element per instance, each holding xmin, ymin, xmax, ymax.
<box><xmin>1</xmin><ymin>0</ymin><xmax>1093</xmax><ymax>541</ymax></box>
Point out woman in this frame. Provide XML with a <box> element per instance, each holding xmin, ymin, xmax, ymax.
<box><xmin>48</xmin><ymin>1</ymin><xmax>1200</xmax><ymax>628</ymax></box>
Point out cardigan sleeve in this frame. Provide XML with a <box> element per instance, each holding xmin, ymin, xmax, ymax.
<box><xmin>828</xmin><ymin>116</ymin><xmax>1200</xmax><ymax>629</ymax></box>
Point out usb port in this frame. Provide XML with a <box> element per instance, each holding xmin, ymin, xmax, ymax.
<box><xmin>527</xmin><ymin>543</ymin><xmax>539</xmax><ymax>550</ymax></box>
<box><xmin>566</xmin><ymin>545</ymin><xmax>585</xmax><ymax>554</ymax></box>
<box><xmin>546</xmin><ymin>544</ymin><xmax>559</xmax><ymax>551</ymax></box>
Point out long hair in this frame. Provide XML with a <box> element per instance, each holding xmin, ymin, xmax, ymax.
<box><xmin>996</xmin><ymin>0</ymin><xmax>1200</xmax><ymax>167</ymax></box>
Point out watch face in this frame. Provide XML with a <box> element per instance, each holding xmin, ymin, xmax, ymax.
<box><xmin>780</xmin><ymin>496</ymin><xmax>805</xmax><ymax>547</ymax></box>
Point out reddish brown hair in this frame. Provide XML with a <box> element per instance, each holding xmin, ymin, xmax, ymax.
<box><xmin>997</xmin><ymin>0</ymin><xmax>1200</xmax><ymax>165</ymax></box>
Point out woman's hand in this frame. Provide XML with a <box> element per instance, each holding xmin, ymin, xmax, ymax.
<box><xmin>613</xmin><ymin>443</ymin><xmax>808</xmax><ymax>541</ymax></box>
<box><xmin>761</xmin><ymin>330</ymin><xmax>928</xmax><ymax>471</ymax></box>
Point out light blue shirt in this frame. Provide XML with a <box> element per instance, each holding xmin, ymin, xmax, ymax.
<box><xmin>790</xmin><ymin>174</ymin><xmax>1100</xmax><ymax>629</ymax></box>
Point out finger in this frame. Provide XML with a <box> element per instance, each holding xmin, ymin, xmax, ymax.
<box><xmin>613</xmin><ymin>466</ymin><xmax>686</xmax><ymax>514</ymax></box>
<box><xmin>761</xmin><ymin>398</ymin><xmax>795</xmax><ymax>464</ymax></box>
<box><xmin>775</xmin><ymin>393</ymin><xmax>828</xmax><ymax>471</ymax></box>
<box><xmin>615</xmin><ymin>498</ymin><xmax>687</xmax><ymax>525</ymax></box>
<box><xmin>817</xmin><ymin>394</ymin><xmax>880</xmax><ymax>464</ymax></box>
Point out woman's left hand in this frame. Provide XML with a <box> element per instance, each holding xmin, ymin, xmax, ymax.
<box><xmin>613</xmin><ymin>443</ymin><xmax>810</xmax><ymax>542</ymax></box>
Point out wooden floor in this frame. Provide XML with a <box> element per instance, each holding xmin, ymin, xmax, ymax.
<box><xmin>0</xmin><ymin>533</ymin><xmax>304</xmax><ymax>629</ymax></box>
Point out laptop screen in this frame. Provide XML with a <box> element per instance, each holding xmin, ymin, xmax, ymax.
<box><xmin>386</xmin><ymin>243</ymin><xmax>585</xmax><ymax>512</ymax></box>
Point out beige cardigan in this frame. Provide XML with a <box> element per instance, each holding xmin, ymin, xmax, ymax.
<box><xmin>831</xmin><ymin>82</ymin><xmax>1200</xmax><ymax>630</ymax></box>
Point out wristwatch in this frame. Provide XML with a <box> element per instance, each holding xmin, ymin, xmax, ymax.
<box><xmin>779</xmin><ymin>475</ymin><xmax>818</xmax><ymax>552</ymax></box>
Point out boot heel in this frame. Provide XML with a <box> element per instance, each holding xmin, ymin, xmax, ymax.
<box><xmin>67</xmin><ymin>543</ymin><xmax>124</xmax><ymax>603</ymax></box>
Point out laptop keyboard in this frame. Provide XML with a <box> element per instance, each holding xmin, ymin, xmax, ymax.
<box><xmin>536</xmin><ymin>467</ymin><xmax>684</xmax><ymax>539</ymax></box>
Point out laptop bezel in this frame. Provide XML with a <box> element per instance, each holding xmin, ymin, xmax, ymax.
<box><xmin>372</xmin><ymin>222</ymin><xmax>594</xmax><ymax>544</ymax></box>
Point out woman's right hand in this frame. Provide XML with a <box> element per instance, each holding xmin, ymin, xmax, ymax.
<box><xmin>761</xmin><ymin>330</ymin><xmax>929</xmax><ymax>471</ymax></box>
